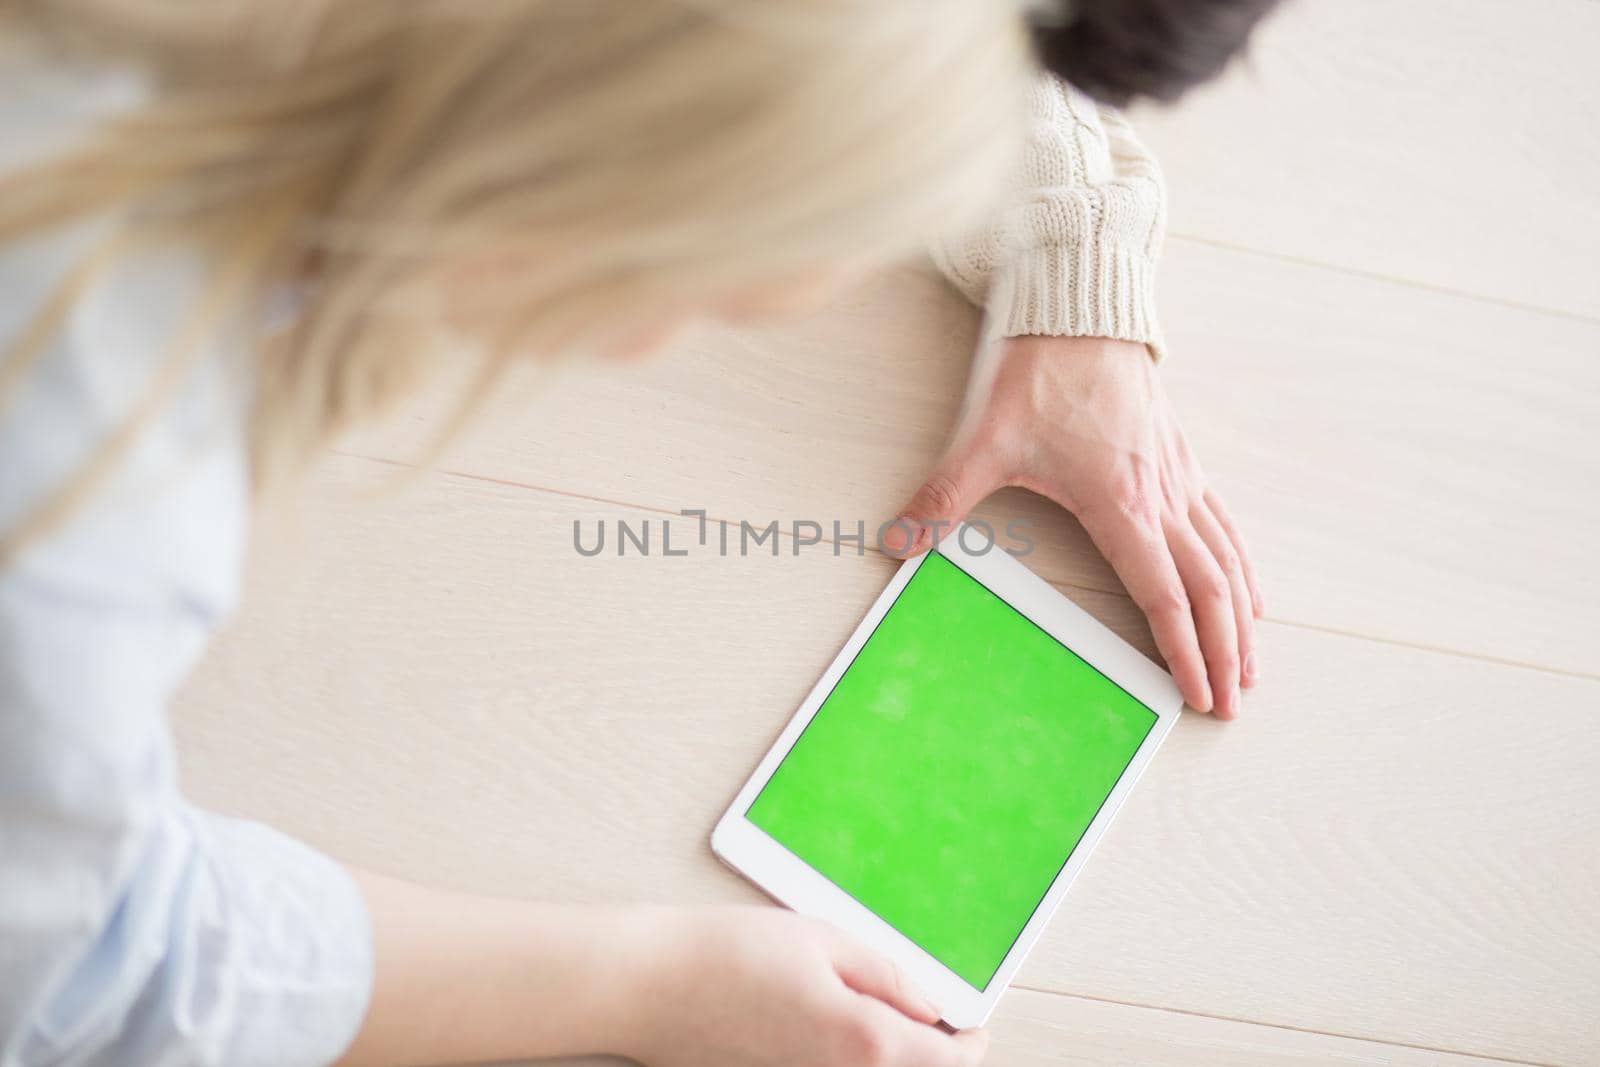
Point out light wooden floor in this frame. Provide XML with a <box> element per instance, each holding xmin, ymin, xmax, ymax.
<box><xmin>173</xmin><ymin>2</ymin><xmax>1600</xmax><ymax>1064</ymax></box>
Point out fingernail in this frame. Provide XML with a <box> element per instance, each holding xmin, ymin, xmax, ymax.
<box><xmin>1243</xmin><ymin>650</ymin><xmax>1258</xmax><ymax>684</ymax></box>
<box><xmin>1207</xmin><ymin>677</ymin><xmax>1232</xmax><ymax>718</ymax></box>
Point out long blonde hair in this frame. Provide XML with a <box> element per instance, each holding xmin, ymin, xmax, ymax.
<box><xmin>0</xmin><ymin>0</ymin><xmax>1029</xmax><ymax>560</ymax></box>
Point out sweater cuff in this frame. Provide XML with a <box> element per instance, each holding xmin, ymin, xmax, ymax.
<box><xmin>993</xmin><ymin>240</ymin><xmax>1166</xmax><ymax>362</ymax></box>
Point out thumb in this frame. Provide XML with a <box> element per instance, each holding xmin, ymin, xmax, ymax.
<box><xmin>830</xmin><ymin>936</ymin><xmax>941</xmax><ymax>1024</ymax></box>
<box><xmin>884</xmin><ymin>442</ymin><xmax>1003</xmax><ymax>558</ymax></box>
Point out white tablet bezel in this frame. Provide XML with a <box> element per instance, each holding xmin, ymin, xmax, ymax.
<box><xmin>710</xmin><ymin>525</ymin><xmax>1184</xmax><ymax>1029</ymax></box>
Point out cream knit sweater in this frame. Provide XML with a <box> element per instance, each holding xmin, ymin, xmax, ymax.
<box><xmin>934</xmin><ymin>75</ymin><xmax>1167</xmax><ymax>359</ymax></box>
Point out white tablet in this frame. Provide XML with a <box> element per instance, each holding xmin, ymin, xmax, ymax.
<box><xmin>711</xmin><ymin>526</ymin><xmax>1183</xmax><ymax>1029</ymax></box>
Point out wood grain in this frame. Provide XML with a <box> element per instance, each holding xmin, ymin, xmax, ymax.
<box><xmin>338</xmin><ymin>242</ymin><xmax>1600</xmax><ymax>677</ymax></box>
<box><xmin>988</xmin><ymin>989</ymin><xmax>1537</xmax><ymax>1067</ymax></box>
<box><xmin>483</xmin><ymin>987</ymin><xmax>1538</xmax><ymax>1067</ymax></box>
<box><xmin>1129</xmin><ymin>0</ymin><xmax>1600</xmax><ymax>321</ymax></box>
<box><xmin>174</xmin><ymin>459</ymin><xmax>1600</xmax><ymax>1064</ymax></box>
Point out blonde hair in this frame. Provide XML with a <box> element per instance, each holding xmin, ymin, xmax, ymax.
<box><xmin>0</xmin><ymin>0</ymin><xmax>1029</xmax><ymax>560</ymax></box>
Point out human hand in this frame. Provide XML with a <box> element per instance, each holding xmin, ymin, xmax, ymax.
<box><xmin>886</xmin><ymin>335</ymin><xmax>1263</xmax><ymax>719</ymax></box>
<box><xmin>622</xmin><ymin>906</ymin><xmax>987</xmax><ymax>1067</ymax></box>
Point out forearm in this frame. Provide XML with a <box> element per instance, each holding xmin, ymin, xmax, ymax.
<box><xmin>338</xmin><ymin>867</ymin><xmax>655</xmax><ymax>1067</ymax></box>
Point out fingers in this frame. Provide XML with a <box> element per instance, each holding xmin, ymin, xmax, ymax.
<box><xmin>839</xmin><ymin>996</ymin><xmax>989</xmax><ymax>1067</ymax></box>
<box><xmin>885</xmin><ymin>437</ymin><xmax>1005</xmax><ymax>558</ymax></box>
<box><xmin>1204</xmin><ymin>489</ymin><xmax>1264</xmax><ymax>619</ymax></box>
<box><xmin>827</xmin><ymin>933</ymin><xmax>988</xmax><ymax>1066</ymax></box>
<box><xmin>1163</xmin><ymin>515</ymin><xmax>1241</xmax><ymax>720</ymax></box>
<box><xmin>1078</xmin><ymin>505</ymin><xmax>1213</xmax><ymax>713</ymax></box>
<box><xmin>1188</xmin><ymin>501</ymin><xmax>1258</xmax><ymax>690</ymax></box>
<box><xmin>830</xmin><ymin>937</ymin><xmax>940</xmax><ymax>1024</ymax></box>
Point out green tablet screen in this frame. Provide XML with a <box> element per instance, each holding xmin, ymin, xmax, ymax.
<box><xmin>746</xmin><ymin>552</ymin><xmax>1157</xmax><ymax>989</ymax></box>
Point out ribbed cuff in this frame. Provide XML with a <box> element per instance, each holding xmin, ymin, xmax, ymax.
<box><xmin>993</xmin><ymin>240</ymin><xmax>1166</xmax><ymax>361</ymax></box>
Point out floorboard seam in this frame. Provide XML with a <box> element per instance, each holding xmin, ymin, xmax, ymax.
<box><xmin>329</xmin><ymin>450</ymin><xmax>1600</xmax><ymax>684</ymax></box>
<box><xmin>1007</xmin><ymin>984</ymin><xmax>1560</xmax><ymax>1067</ymax></box>
<box><xmin>1166</xmin><ymin>233</ymin><xmax>1600</xmax><ymax>328</ymax></box>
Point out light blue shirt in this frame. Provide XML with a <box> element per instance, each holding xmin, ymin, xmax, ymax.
<box><xmin>0</xmin><ymin>46</ymin><xmax>373</xmax><ymax>1067</ymax></box>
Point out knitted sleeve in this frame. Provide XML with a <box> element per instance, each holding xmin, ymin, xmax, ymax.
<box><xmin>932</xmin><ymin>74</ymin><xmax>1168</xmax><ymax>359</ymax></box>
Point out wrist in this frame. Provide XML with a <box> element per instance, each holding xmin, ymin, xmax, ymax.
<box><xmin>1004</xmin><ymin>334</ymin><xmax>1151</xmax><ymax>363</ymax></box>
<box><xmin>465</xmin><ymin>901</ymin><xmax>680</xmax><ymax>1063</ymax></box>
<box><xmin>605</xmin><ymin>906</ymin><xmax>693</xmax><ymax>1061</ymax></box>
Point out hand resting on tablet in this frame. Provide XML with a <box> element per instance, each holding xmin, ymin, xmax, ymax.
<box><xmin>888</xmin><ymin>335</ymin><xmax>1265</xmax><ymax>720</ymax></box>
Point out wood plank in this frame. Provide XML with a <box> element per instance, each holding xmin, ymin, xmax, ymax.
<box><xmin>1128</xmin><ymin>0</ymin><xmax>1600</xmax><ymax>320</ymax></box>
<box><xmin>988</xmin><ymin>988</ymin><xmax>1534</xmax><ymax>1067</ymax></box>
<box><xmin>339</xmin><ymin>245</ymin><xmax>1600</xmax><ymax>676</ymax></box>
<box><xmin>1156</xmin><ymin>242</ymin><xmax>1600</xmax><ymax>677</ymax></box>
<box><xmin>480</xmin><ymin>986</ymin><xmax>1538</xmax><ymax>1067</ymax></box>
<box><xmin>173</xmin><ymin>459</ymin><xmax>1600</xmax><ymax>1063</ymax></box>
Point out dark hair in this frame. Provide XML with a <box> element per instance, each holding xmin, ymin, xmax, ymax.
<box><xmin>1031</xmin><ymin>0</ymin><xmax>1281</xmax><ymax>108</ymax></box>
